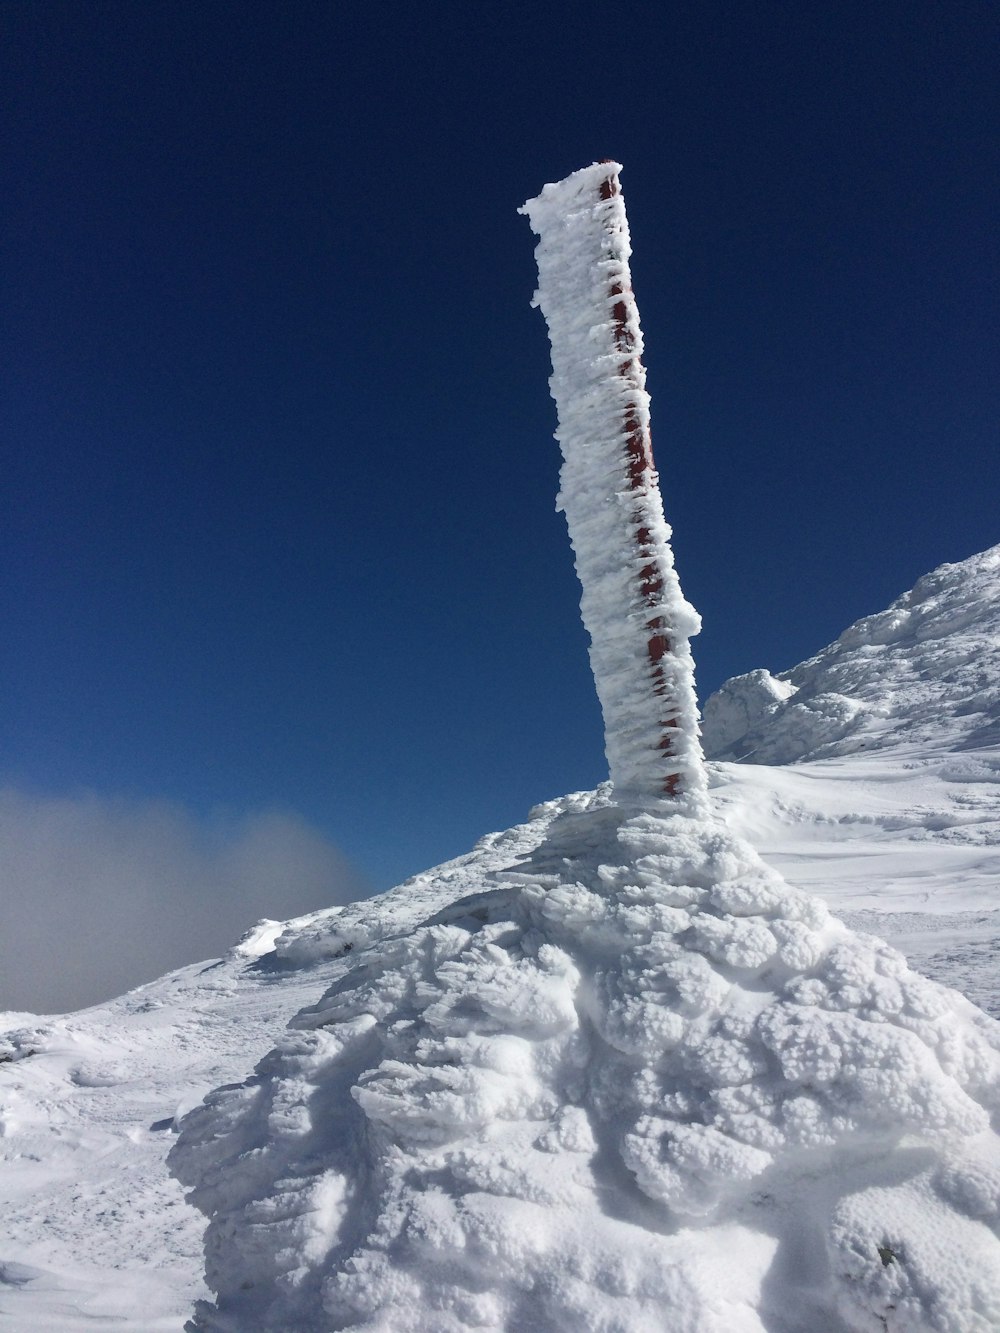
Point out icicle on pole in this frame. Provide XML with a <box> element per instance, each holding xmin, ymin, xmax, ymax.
<box><xmin>520</xmin><ymin>162</ymin><xmax>706</xmax><ymax>801</ymax></box>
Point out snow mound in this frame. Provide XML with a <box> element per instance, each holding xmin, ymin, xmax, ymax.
<box><xmin>170</xmin><ymin>795</ymin><xmax>1000</xmax><ymax>1331</ymax></box>
<box><xmin>702</xmin><ymin>543</ymin><xmax>1000</xmax><ymax>763</ymax></box>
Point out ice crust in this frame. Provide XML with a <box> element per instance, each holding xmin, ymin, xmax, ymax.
<box><xmin>702</xmin><ymin>544</ymin><xmax>1000</xmax><ymax>763</ymax></box>
<box><xmin>519</xmin><ymin>163</ymin><xmax>705</xmax><ymax>800</ymax></box>
<box><xmin>171</xmin><ymin>791</ymin><xmax>1000</xmax><ymax>1331</ymax></box>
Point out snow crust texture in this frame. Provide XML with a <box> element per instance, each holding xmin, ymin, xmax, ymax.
<box><xmin>520</xmin><ymin>163</ymin><xmax>704</xmax><ymax>800</ymax></box>
<box><xmin>702</xmin><ymin>544</ymin><xmax>1000</xmax><ymax>764</ymax></box>
<box><xmin>171</xmin><ymin>789</ymin><xmax>1000</xmax><ymax>1332</ymax></box>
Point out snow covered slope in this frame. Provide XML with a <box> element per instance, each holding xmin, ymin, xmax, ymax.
<box><xmin>0</xmin><ymin>808</ymin><xmax>575</xmax><ymax>1330</ymax></box>
<box><xmin>0</xmin><ymin>923</ymin><xmax>336</xmax><ymax>1329</ymax></box>
<box><xmin>702</xmin><ymin>544</ymin><xmax>1000</xmax><ymax>764</ymax></box>
<box><xmin>711</xmin><ymin>753</ymin><xmax>1000</xmax><ymax>1018</ymax></box>
<box><xmin>702</xmin><ymin>541</ymin><xmax>1000</xmax><ymax>1021</ymax></box>
<box><xmin>165</xmin><ymin>778</ymin><xmax>1000</xmax><ymax>1332</ymax></box>
<box><xmin>2</xmin><ymin>545</ymin><xmax>999</xmax><ymax>1331</ymax></box>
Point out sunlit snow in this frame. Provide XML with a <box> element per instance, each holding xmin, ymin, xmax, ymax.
<box><xmin>519</xmin><ymin>162</ymin><xmax>704</xmax><ymax>801</ymax></box>
<box><xmin>2</xmin><ymin>549</ymin><xmax>999</xmax><ymax>1328</ymax></box>
<box><xmin>2</xmin><ymin>156</ymin><xmax>998</xmax><ymax>1330</ymax></box>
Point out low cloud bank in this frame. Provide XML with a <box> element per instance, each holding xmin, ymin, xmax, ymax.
<box><xmin>0</xmin><ymin>789</ymin><xmax>373</xmax><ymax>1014</ymax></box>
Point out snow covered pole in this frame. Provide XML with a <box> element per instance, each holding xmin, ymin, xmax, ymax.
<box><xmin>520</xmin><ymin>162</ymin><xmax>706</xmax><ymax>801</ymax></box>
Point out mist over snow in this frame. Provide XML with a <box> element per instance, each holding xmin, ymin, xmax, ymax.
<box><xmin>0</xmin><ymin>790</ymin><xmax>372</xmax><ymax>1013</ymax></box>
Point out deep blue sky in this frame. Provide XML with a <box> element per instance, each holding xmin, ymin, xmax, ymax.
<box><xmin>4</xmin><ymin>1</ymin><xmax>998</xmax><ymax>891</ymax></box>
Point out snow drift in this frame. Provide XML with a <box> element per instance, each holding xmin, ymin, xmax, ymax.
<box><xmin>171</xmin><ymin>786</ymin><xmax>1000</xmax><ymax>1331</ymax></box>
<box><xmin>702</xmin><ymin>544</ymin><xmax>1000</xmax><ymax>764</ymax></box>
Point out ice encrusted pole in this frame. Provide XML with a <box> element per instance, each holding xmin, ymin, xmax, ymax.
<box><xmin>520</xmin><ymin>161</ymin><xmax>706</xmax><ymax>801</ymax></box>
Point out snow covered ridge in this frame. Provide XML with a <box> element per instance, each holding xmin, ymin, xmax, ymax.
<box><xmin>702</xmin><ymin>543</ymin><xmax>1000</xmax><ymax>763</ymax></box>
<box><xmin>170</xmin><ymin>791</ymin><xmax>1000</xmax><ymax>1332</ymax></box>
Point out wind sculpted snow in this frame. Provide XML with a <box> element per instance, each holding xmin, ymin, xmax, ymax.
<box><xmin>702</xmin><ymin>543</ymin><xmax>1000</xmax><ymax>764</ymax></box>
<box><xmin>519</xmin><ymin>163</ymin><xmax>704</xmax><ymax>800</ymax></box>
<box><xmin>170</xmin><ymin>787</ymin><xmax>1000</xmax><ymax>1332</ymax></box>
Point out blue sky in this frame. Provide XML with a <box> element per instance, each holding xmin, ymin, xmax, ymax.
<box><xmin>4</xmin><ymin>0</ymin><xmax>998</xmax><ymax>905</ymax></box>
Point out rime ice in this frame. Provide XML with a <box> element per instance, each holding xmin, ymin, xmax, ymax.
<box><xmin>702</xmin><ymin>543</ymin><xmax>1000</xmax><ymax>764</ymax></box>
<box><xmin>519</xmin><ymin>162</ymin><xmax>705</xmax><ymax>802</ymax></box>
<box><xmin>5</xmin><ymin>163</ymin><xmax>1000</xmax><ymax>1331</ymax></box>
<box><xmin>170</xmin><ymin>792</ymin><xmax>1000</xmax><ymax>1332</ymax></box>
<box><xmin>161</xmin><ymin>176</ymin><xmax>1000</xmax><ymax>1333</ymax></box>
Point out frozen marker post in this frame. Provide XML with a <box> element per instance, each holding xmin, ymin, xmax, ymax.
<box><xmin>521</xmin><ymin>162</ymin><xmax>706</xmax><ymax>802</ymax></box>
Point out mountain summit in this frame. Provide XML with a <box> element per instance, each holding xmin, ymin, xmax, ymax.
<box><xmin>5</xmin><ymin>162</ymin><xmax>999</xmax><ymax>1331</ymax></box>
<box><xmin>703</xmin><ymin>544</ymin><xmax>1000</xmax><ymax>764</ymax></box>
<box><xmin>166</xmin><ymin>156</ymin><xmax>1000</xmax><ymax>1331</ymax></box>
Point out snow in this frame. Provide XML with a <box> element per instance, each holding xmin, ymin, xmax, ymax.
<box><xmin>702</xmin><ymin>543</ymin><xmax>1000</xmax><ymax>764</ymax></box>
<box><xmin>165</xmin><ymin>779</ymin><xmax>1000</xmax><ymax>1331</ymax></box>
<box><xmin>0</xmin><ymin>928</ymin><xmax>352</xmax><ymax>1329</ymax></box>
<box><xmin>151</xmin><ymin>546</ymin><xmax>1000</xmax><ymax>1329</ymax></box>
<box><xmin>3</xmin><ymin>675</ymin><xmax>999</xmax><ymax>1328</ymax></box>
<box><xmin>519</xmin><ymin>163</ymin><xmax>704</xmax><ymax>801</ymax></box>
<box><xmin>2</xmin><ymin>163</ymin><xmax>999</xmax><ymax>1330</ymax></box>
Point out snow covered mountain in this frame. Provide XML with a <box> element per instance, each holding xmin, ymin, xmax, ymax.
<box><xmin>4</xmin><ymin>150</ymin><xmax>998</xmax><ymax>1333</ymax></box>
<box><xmin>168</xmin><ymin>790</ymin><xmax>1000</xmax><ymax>1332</ymax></box>
<box><xmin>702</xmin><ymin>543</ymin><xmax>1000</xmax><ymax>764</ymax></box>
<box><xmin>3</xmin><ymin>543</ymin><xmax>997</xmax><ymax>1331</ymax></box>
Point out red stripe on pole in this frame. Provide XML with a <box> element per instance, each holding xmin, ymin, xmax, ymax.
<box><xmin>599</xmin><ymin>167</ymin><xmax>681</xmax><ymax>796</ymax></box>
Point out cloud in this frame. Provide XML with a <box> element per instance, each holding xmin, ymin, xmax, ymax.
<box><xmin>0</xmin><ymin>789</ymin><xmax>374</xmax><ymax>1014</ymax></box>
